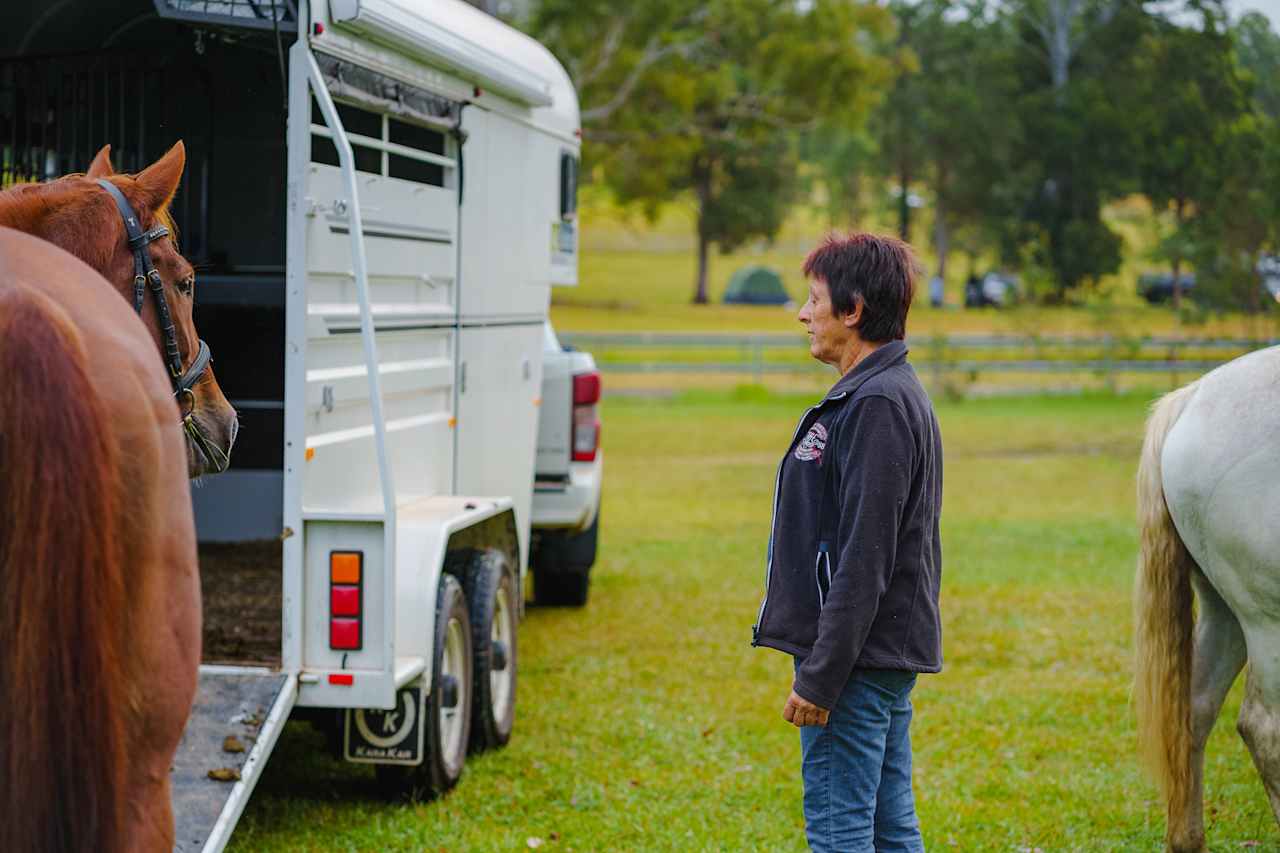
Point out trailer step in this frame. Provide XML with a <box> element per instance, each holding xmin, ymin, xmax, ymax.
<box><xmin>172</xmin><ymin>666</ymin><xmax>296</xmax><ymax>853</ymax></box>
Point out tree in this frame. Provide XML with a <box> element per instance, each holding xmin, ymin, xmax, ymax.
<box><xmin>1001</xmin><ymin>0</ymin><xmax>1154</xmax><ymax>299</ymax></box>
<box><xmin>1137</xmin><ymin>10</ymin><xmax>1249</xmax><ymax>308</ymax></box>
<box><xmin>530</xmin><ymin>0</ymin><xmax>893</xmax><ymax>303</ymax></box>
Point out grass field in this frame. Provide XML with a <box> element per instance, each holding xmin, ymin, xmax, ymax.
<box><xmin>231</xmin><ymin>388</ymin><xmax>1275</xmax><ymax>852</ymax></box>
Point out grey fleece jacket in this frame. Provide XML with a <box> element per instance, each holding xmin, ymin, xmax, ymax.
<box><xmin>751</xmin><ymin>340</ymin><xmax>943</xmax><ymax>710</ymax></box>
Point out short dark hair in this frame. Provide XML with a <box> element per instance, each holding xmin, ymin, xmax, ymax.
<box><xmin>802</xmin><ymin>233</ymin><xmax>920</xmax><ymax>343</ymax></box>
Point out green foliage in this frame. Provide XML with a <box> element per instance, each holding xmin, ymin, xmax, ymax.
<box><xmin>527</xmin><ymin>0</ymin><xmax>894</xmax><ymax>303</ymax></box>
<box><xmin>527</xmin><ymin>0</ymin><xmax>1280</xmax><ymax>309</ymax></box>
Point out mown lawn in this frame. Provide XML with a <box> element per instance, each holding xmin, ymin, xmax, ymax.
<box><xmin>232</xmin><ymin>389</ymin><xmax>1274</xmax><ymax>852</ymax></box>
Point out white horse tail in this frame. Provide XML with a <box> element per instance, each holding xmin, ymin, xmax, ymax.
<box><xmin>1134</xmin><ymin>380</ymin><xmax>1201</xmax><ymax>834</ymax></box>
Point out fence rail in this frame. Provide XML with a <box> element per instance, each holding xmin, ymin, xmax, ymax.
<box><xmin>561</xmin><ymin>332</ymin><xmax>1280</xmax><ymax>388</ymax></box>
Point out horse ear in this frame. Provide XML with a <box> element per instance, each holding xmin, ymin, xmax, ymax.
<box><xmin>134</xmin><ymin>141</ymin><xmax>186</xmax><ymax>212</ymax></box>
<box><xmin>86</xmin><ymin>145</ymin><xmax>114</xmax><ymax>178</ymax></box>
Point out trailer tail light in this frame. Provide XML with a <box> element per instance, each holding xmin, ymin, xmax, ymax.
<box><xmin>329</xmin><ymin>551</ymin><xmax>363</xmax><ymax>651</ymax></box>
<box><xmin>571</xmin><ymin>371</ymin><xmax>601</xmax><ymax>462</ymax></box>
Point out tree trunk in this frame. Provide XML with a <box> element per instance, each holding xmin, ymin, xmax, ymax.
<box><xmin>933</xmin><ymin>167</ymin><xmax>949</xmax><ymax>283</ymax></box>
<box><xmin>1171</xmin><ymin>196</ymin><xmax>1186</xmax><ymax>310</ymax></box>
<box><xmin>693</xmin><ymin>160</ymin><xmax>711</xmax><ymax>305</ymax></box>
<box><xmin>898</xmin><ymin>158</ymin><xmax>911</xmax><ymax>242</ymax></box>
<box><xmin>694</xmin><ymin>230</ymin><xmax>710</xmax><ymax>305</ymax></box>
<box><xmin>933</xmin><ymin>208</ymin><xmax>949</xmax><ymax>281</ymax></box>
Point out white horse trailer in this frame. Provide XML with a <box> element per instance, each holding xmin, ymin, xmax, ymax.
<box><xmin>0</xmin><ymin>0</ymin><xmax>579</xmax><ymax>848</ymax></box>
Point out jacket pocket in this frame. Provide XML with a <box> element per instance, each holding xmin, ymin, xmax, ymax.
<box><xmin>815</xmin><ymin>541</ymin><xmax>832</xmax><ymax>607</ymax></box>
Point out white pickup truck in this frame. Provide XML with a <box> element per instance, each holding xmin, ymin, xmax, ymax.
<box><xmin>531</xmin><ymin>323</ymin><xmax>603</xmax><ymax>606</ymax></box>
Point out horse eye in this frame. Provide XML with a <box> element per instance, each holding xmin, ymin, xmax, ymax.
<box><xmin>178</xmin><ymin>275</ymin><xmax>195</xmax><ymax>296</ymax></box>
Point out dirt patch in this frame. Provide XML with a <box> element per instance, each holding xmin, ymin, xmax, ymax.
<box><xmin>199</xmin><ymin>541</ymin><xmax>282</xmax><ymax>666</ymax></box>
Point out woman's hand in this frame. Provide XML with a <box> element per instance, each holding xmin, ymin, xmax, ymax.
<box><xmin>782</xmin><ymin>689</ymin><xmax>830</xmax><ymax>728</ymax></box>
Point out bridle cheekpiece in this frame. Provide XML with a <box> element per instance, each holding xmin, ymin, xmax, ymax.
<box><xmin>94</xmin><ymin>178</ymin><xmax>211</xmax><ymax>413</ymax></box>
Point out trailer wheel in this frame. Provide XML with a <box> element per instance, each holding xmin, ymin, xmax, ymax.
<box><xmin>466</xmin><ymin>550</ymin><xmax>518</xmax><ymax>751</ymax></box>
<box><xmin>376</xmin><ymin>573</ymin><xmax>472</xmax><ymax>801</ymax></box>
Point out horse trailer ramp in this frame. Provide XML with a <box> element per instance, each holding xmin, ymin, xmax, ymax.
<box><xmin>172</xmin><ymin>666</ymin><xmax>296</xmax><ymax>853</ymax></box>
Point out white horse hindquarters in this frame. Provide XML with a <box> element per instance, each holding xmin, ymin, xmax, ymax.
<box><xmin>1162</xmin><ymin>345</ymin><xmax>1280</xmax><ymax>643</ymax></box>
<box><xmin>1161</xmin><ymin>345</ymin><xmax>1280</xmax><ymax>828</ymax></box>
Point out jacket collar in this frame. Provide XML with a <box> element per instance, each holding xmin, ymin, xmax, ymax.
<box><xmin>823</xmin><ymin>339</ymin><xmax>908</xmax><ymax>403</ymax></box>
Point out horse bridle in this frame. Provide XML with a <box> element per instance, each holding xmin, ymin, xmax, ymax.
<box><xmin>95</xmin><ymin>178</ymin><xmax>211</xmax><ymax>409</ymax></box>
<box><xmin>95</xmin><ymin>178</ymin><xmax>227</xmax><ymax>472</ymax></box>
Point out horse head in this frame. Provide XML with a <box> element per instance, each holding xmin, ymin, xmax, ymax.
<box><xmin>0</xmin><ymin>141</ymin><xmax>238</xmax><ymax>477</ymax></box>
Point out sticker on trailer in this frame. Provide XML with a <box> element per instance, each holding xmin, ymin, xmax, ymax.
<box><xmin>343</xmin><ymin>684</ymin><xmax>425</xmax><ymax>765</ymax></box>
<box><xmin>551</xmin><ymin>220</ymin><xmax>575</xmax><ymax>264</ymax></box>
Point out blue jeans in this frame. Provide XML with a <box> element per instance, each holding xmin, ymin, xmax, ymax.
<box><xmin>798</xmin><ymin>668</ymin><xmax>923</xmax><ymax>853</ymax></box>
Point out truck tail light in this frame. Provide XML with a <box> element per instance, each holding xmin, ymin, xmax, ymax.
<box><xmin>329</xmin><ymin>551</ymin><xmax>363</xmax><ymax>651</ymax></box>
<box><xmin>571</xmin><ymin>371</ymin><xmax>601</xmax><ymax>462</ymax></box>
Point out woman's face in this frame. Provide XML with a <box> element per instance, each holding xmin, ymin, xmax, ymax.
<box><xmin>798</xmin><ymin>276</ymin><xmax>860</xmax><ymax>368</ymax></box>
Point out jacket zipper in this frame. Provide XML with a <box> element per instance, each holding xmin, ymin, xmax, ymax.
<box><xmin>753</xmin><ymin>391</ymin><xmax>847</xmax><ymax>644</ymax></box>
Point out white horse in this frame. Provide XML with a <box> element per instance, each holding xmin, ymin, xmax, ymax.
<box><xmin>1136</xmin><ymin>345</ymin><xmax>1280</xmax><ymax>852</ymax></box>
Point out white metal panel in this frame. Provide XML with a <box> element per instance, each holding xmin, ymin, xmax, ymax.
<box><xmin>459</xmin><ymin>109</ymin><xmax>557</xmax><ymax>321</ymax></box>
<box><xmin>455</xmin><ymin>325</ymin><xmax>543</xmax><ymax>570</ymax></box>
<box><xmin>302</xmin><ymin>158</ymin><xmax>458</xmax><ymax>510</ymax></box>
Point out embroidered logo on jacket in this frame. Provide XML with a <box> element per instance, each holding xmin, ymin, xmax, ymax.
<box><xmin>794</xmin><ymin>422</ymin><xmax>828</xmax><ymax>462</ymax></box>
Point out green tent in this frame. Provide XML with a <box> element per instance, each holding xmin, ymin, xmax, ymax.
<box><xmin>723</xmin><ymin>266</ymin><xmax>791</xmax><ymax>306</ymax></box>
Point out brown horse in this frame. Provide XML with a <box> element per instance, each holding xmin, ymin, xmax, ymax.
<box><xmin>0</xmin><ymin>141</ymin><xmax>237</xmax><ymax>477</ymax></box>
<box><xmin>0</xmin><ymin>227</ymin><xmax>202</xmax><ymax>850</ymax></box>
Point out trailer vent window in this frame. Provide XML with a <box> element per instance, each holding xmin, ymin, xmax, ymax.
<box><xmin>311</xmin><ymin>103</ymin><xmax>453</xmax><ymax>188</ymax></box>
<box><xmin>311</xmin><ymin>102</ymin><xmax>381</xmax><ymax>174</ymax></box>
<box><xmin>329</xmin><ymin>551</ymin><xmax>364</xmax><ymax>651</ymax></box>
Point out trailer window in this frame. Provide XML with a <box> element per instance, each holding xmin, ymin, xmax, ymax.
<box><xmin>310</xmin><ymin>100</ymin><xmax>453</xmax><ymax>188</ymax></box>
<box><xmin>310</xmin><ymin>102</ymin><xmax>380</xmax><ymax>174</ymax></box>
<box><xmin>560</xmin><ymin>152</ymin><xmax>578</xmax><ymax>221</ymax></box>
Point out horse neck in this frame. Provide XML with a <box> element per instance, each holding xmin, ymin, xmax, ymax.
<box><xmin>0</xmin><ymin>182</ymin><xmax>125</xmax><ymax>290</ymax></box>
<box><xmin>0</xmin><ymin>186</ymin><xmax>47</xmax><ymax>234</ymax></box>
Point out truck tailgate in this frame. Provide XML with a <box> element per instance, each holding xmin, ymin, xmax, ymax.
<box><xmin>172</xmin><ymin>666</ymin><xmax>296</xmax><ymax>853</ymax></box>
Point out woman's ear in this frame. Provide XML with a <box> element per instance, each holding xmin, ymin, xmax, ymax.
<box><xmin>843</xmin><ymin>298</ymin><xmax>864</xmax><ymax>329</ymax></box>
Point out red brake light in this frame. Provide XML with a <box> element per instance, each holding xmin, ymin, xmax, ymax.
<box><xmin>571</xmin><ymin>371</ymin><xmax>601</xmax><ymax>462</ymax></box>
<box><xmin>573</xmin><ymin>372</ymin><xmax>601</xmax><ymax>405</ymax></box>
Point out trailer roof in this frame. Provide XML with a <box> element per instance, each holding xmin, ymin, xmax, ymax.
<box><xmin>327</xmin><ymin>0</ymin><xmax>580</xmax><ymax>140</ymax></box>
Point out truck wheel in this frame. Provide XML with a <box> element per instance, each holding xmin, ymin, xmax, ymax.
<box><xmin>466</xmin><ymin>550</ymin><xmax>518</xmax><ymax>751</ymax></box>
<box><xmin>535</xmin><ymin>569</ymin><xmax>590</xmax><ymax>607</ymax></box>
<box><xmin>376</xmin><ymin>573</ymin><xmax>472</xmax><ymax>801</ymax></box>
<box><xmin>533</xmin><ymin>513</ymin><xmax>598</xmax><ymax>607</ymax></box>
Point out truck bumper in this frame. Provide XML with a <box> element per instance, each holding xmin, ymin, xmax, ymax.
<box><xmin>531</xmin><ymin>453</ymin><xmax>602</xmax><ymax>532</ymax></box>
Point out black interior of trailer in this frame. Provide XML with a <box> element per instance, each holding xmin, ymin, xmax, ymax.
<box><xmin>1</xmin><ymin>0</ymin><xmax>295</xmax><ymax>471</ymax></box>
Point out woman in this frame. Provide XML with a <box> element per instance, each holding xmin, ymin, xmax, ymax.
<box><xmin>752</xmin><ymin>232</ymin><xmax>944</xmax><ymax>852</ymax></box>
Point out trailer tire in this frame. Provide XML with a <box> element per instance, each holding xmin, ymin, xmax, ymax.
<box><xmin>465</xmin><ymin>550</ymin><xmax>518</xmax><ymax>752</ymax></box>
<box><xmin>533</xmin><ymin>513</ymin><xmax>598</xmax><ymax>607</ymax></box>
<box><xmin>376</xmin><ymin>573</ymin><xmax>472</xmax><ymax>801</ymax></box>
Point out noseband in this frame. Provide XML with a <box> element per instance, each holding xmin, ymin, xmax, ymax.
<box><xmin>94</xmin><ymin>178</ymin><xmax>212</xmax><ymax>413</ymax></box>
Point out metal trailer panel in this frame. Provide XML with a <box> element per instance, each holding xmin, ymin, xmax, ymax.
<box><xmin>172</xmin><ymin>667</ymin><xmax>295</xmax><ymax>853</ymax></box>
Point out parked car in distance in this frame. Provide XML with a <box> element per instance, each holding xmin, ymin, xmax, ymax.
<box><xmin>1138</xmin><ymin>272</ymin><xmax>1198</xmax><ymax>304</ymax></box>
<box><xmin>964</xmin><ymin>272</ymin><xmax>1021</xmax><ymax>308</ymax></box>
<box><xmin>530</xmin><ymin>323</ymin><xmax>603</xmax><ymax>606</ymax></box>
